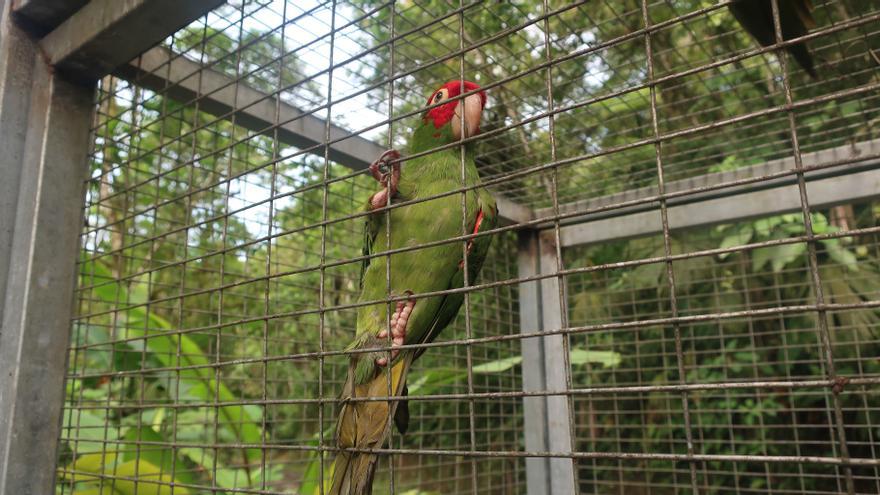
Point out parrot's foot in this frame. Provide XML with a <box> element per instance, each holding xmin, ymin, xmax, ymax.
<box><xmin>369</xmin><ymin>149</ymin><xmax>401</xmax><ymax>210</ymax></box>
<box><xmin>375</xmin><ymin>291</ymin><xmax>414</xmax><ymax>366</ymax></box>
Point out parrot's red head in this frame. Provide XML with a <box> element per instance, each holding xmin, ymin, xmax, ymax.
<box><xmin>423</xmin><ymin>80</ymin><xmax>487</xmax><ymax>140</ymax></box>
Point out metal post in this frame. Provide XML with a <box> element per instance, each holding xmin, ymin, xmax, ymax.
<box><xmin>518</xmin><ymin>230</ymin><xmax>549</xmax><ymax>495</ymax></box>
<box><xmin>0</xmin><ymin>0</ymin><xmax>37</xmax><ymax>326</ymax></box>
<box><xmin>537</xmin><ymin>232</ymin><xmax>577</xmax><ymax>495</ymax></box>
<box><xmin>0</xmin><ymin>10</ymin><xmax>95</xmax><ymax>493</ymax></box>
<box><xmin>518</xmin><ymin>229</ymin><xmax>577</xmax><ymax>495</ymax></box>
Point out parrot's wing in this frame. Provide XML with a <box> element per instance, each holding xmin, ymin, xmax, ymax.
<box><xmin>394</xmin><ymin>195</ymin><xmax>497</xmax><ymax>434</ymax></box>
<box><xmin>359</xmin><ymin>200</ymin><xmax>382</xmax><ymax>291</ymax></box>
<box><xmin>415</xmin><ymin>195</ymin><xmax>498</xmax><ymax>358</ymax></box>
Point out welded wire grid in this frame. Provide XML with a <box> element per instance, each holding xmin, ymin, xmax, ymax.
<box><xmin>55</xmin><ymin>0</ymin><xmax>880</xmax><ymax>494</ymax></box>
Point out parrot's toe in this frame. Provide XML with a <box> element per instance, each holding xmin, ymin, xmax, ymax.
<box><xmin>369</xmin><ymin>149</ymin><xmax>401</xmax><ymax>183</ymax></box>
<box><xmin>368</xmin><ymin>150</ymin><xmax>401</xmax><ymax>211</ymax></box>
<box><xmin>375</xmin><ymin>293</ymin><xmax>415</xmax><ymax>366</ymax></box>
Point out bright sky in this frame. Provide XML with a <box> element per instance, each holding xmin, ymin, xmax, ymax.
<box><xmin>198</xmin><ymin>0</ymin><xmax>389</xmax><ymax>237</ymax></box>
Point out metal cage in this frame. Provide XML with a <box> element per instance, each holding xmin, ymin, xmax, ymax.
<box><xmin>1</xmin><ymin>0</ymin><xmax>879</xmax><ymax>494</ymax></box>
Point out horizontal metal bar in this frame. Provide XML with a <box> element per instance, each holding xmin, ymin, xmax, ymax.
<box><xmin>552</xmin><ymin>139</ymin><xmax>880</xmax><ymax>247</ymax></box>
<box><xmin>59</xmin><ymin>373</ymin><xmax>880</xmax><ymax>410</ymax></box>
<box><xmin>56</xmin><ymin>434</ymin><xmax>880</xmax><ymax>466</ymax></box>
<box><xmin>39</xmin><ymin>0</ymin><xmax>224</xmax><ymax>82</ymax></box>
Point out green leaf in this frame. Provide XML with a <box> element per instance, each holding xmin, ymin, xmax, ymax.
<box><xmin>85</xmin><ymin>261</ymin><xmax>262</xmax><ymax>462</ymax></box>
<box><xmin>569</xmin><ymin>349</ymin><xmax>622</xmax><ymax>368</ymax></box>
<box><xmin>295</xmin><ymin>425</ymin><xmax>336</xmax><ymax>495</ymax></box>
<box><xmin>472</xmin><ymin>356</ymin><xmax>523</xmax><ymax>373</ymax></box>
<box><xmin>65</xmin><ymin>452</ymin><xmax>189</xmax><ymax>495</ymax></box>
<box><xmin>769</xmin><ymin>242</ymin><xmax>807</xmax><ymax>273</ymax></box>
<box><xmin>751</xmin><ymin>246</ymin><xmax>774</xmax><ymax>273</ymax></box>
<box><xmin>717</xmin><ymin>223</ymin><xmax>754</xmax><ymax>260</ymax></box>
<box><xmin>65</xmin><ymin>452</ymin><xmax>118</xmax><ymax>483</ymax></box>
<box><xmin>71</xmin><ymin>487</ymin><xmax>119</xmax><ymax>495</ymax></box>
<box><xmin>110</xmin><ymin>459</ymin><xmax>191</xmax><ymax>495</ymax></box>
<box><xmin>120</xmin><ymin>427</ymin><xmax>195</xmax><ymax>485</ymax></box>
<box><xmin>820</xmin><ymin>238</ymin><xmax>858</xmax><ymax>271</ymax></box>
<box><xmin>62</xmin><ymin>410</ymin><xmax>117</xmax><ymax>456</ymax></box>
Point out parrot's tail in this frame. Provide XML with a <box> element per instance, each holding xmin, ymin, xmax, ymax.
<box><xmin>327</xmin><ymin>357</ymin><xmax>411</xmax><ymax>495</ymax></box>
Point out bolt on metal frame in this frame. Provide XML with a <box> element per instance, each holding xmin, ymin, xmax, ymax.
<box><xmin>1</xmin><ymin>0</ymin><xmax>879</xmax><ymax>494</ymax></box>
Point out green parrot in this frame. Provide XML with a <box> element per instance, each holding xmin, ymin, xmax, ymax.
<box><xmin>327</xmin><ymin>80</ymin><xmax>497</xmax><ymax>495</ymax></box>
<box><xmin>729</xmin><ymin>0</ymin><xmax>817</xmax><ymax>78</ymax></box>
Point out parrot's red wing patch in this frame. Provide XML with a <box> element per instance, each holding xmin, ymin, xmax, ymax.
<box><xmin>459</xmin><ymin>208</ymin><xmax>485</xmax><ymax>269</ymax></box>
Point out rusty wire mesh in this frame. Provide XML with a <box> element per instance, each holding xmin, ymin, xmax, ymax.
<box><xmin>56</xmin><ymin>0</ymin><xmax>880</xmax><ymax>494</ymax></box>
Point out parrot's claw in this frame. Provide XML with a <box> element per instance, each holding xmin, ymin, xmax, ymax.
<box><xmin>376</xmin><ymin>291</ymin><xmax>415</xmax><ymax>366</ymax></box>
<box><xmin>368</xmin><ymin>149</ymin><xmax>401</xmax><ymax>210</ymax></box>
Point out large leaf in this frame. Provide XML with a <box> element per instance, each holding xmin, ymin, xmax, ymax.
<box><xmin>62</xmin><ymin>409</ymin><xmax>117</xmax><ymax>456</ymax></box>
<box><xmin>569</xmin><ymin>349</ymin><xmax>622</xmax><ymax>368</ymax></box>
<box><xmin>64</xmin><ymin>431</ymin><xmax>194</xmax><ymax>495</ymax></box>
<box><xmin>296</xmin><ymin>425</ymin><xmax>336</xmax><ymax>495</ymax></box>
<box><xmin>65</xmin><ymin>450</ymin><xmax>190</xmax><ymax>495</ymax></box>
<box><xmin>120</xmin><ymin>427</ymin><xmax>196</xmax><ymax>486</ymax></box>
<box><xmin>85</xmin><ymin>260</ymin><xmax>262</xmax><ymax>462</ymax></box>
<box><xmin>717</xmin><ymin>223</ymin><xmax>754</xmax><ymax>260</ymax></box>
<box><xmin>820</xmin><ymin>238</ymin><xmax>858</xmax><ymax>271</ymax></box>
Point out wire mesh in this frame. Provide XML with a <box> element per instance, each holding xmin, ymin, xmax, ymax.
<box><xmin>55</xmin><ymin>0</ymin><xmax>880</xmax><ymax>494</ymax></box>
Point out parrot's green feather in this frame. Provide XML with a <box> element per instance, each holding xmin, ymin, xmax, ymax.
<box><xmin>328</xmin><ymin>102</ymin><xmax>497</xmax><ymax>495</ymax></box>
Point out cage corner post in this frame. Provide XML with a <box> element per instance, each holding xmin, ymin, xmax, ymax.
<box><xmin>517</xmin><ymin>228</ymin><xmax>577</xmax><ymax>495</ymax></box>
<box><xmin>0</xmin><ymin>6</ymin><xmax>95</xmax><ymax>495</ymax></box>
<box><xmin>0</xmin><ymin>0</ymin><xmax>223</xmax><ymax>491</ymax></box>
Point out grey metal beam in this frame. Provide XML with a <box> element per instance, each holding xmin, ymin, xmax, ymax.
<box><xmin>548</xmin><ymin>139</ymin><xmax>880</xmax><ymax>247</ymax></box>
<box><xmin>537</xmin><ymin>232</ymin><xmax>577</xmax><ymax>495</ymax></box>
<box><xmin>119</xmin><ymin>46</ymin><xmax>388</xmax><ymax>172</ymax></box>
<box><xmin>517</xmin><ymin>230</ymin><xmax>550</xmax><ymax>495</ymax></box>
<box><xmin>0</xmin><ymin>45</ymin><xmax>95</xmax><ymax>495</ymax></box>
<box><xmin>39</xmin><ymin>0</ymin><xmax>224</xmax><ymax>82</ymax></box>
<box><xmin>117</xmin><ymin>47</ymin><xmax>534</xmax><ymax>226</ymax></box>
<box><xmin>11</xmin><ymin>0</ymin><xmax>87</xmax><ymax>34</ymax></box>
<box><xmin>496</xmin><ymin>194</ymin><xmax>534</xmax><ymax>226</ymax></box>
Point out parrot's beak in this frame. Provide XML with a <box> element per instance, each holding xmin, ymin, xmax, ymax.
<box><xmin>451</xmin><ymin>92</ymin><xmax>484</xmax><ymax>140</ymax></box>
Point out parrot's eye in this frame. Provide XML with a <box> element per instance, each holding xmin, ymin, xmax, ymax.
<box><xmin>431</xmin><ymin>88</ymin><xmax>449</xmax><ymax>105</ymax></box>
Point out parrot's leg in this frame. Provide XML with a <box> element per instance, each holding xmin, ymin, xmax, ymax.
<box><xmin>368</xmin><ymin>149</ymin><xmax>401</xmax><ymax>210</ymax></box>
<box><xmin>375</xmin><ymin>291</ymin><xmax>415</xmax><ymax>366</ymax></box>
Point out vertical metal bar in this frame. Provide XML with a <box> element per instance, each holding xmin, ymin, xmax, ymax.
<box><xmin>169</xmin><ymin>18</ymin><xmax>207</xmax><ymax>494</ymax></box>
<box><xmin>538</xmin><ymin>3</ymin><xmax>580</xmax><ymax>492</ymax></box>
<box><xmin>517</xmin><ymin>230</ymin><xmax>549</xmax><ymax>495</ymax></box>
<box><xmin>455</xmin><ymin>5</ymin><xmax>479</xmax><ymax>494</ymax></box>
<box><xmin>769</xmin><ymin>1</ymin><xmax>856</xmax><ymax>492</ymax></box>
<box><xmin>319</xmin><ymin>2</ymin><xmax>338</xmax><ymax>491</ymax></box>
<box><xmin>212</xmin><ymin>5</ymin><xmax>247</xmax><ymax>491</ymax></box>
<box><xmin>639</xmin><ymin>1</ymin><xmax>699</xmax><ymax>492</ymax></box>
<box><xmin>260</xmin><ymin>1</ymin><xmax>289</xmax><ymax>491</ymax></box>
<box><xmin>383</xmin><ymin>2</ymin><xmax>397</xmax><ymax>491</ymax></box>
<box><xmin>0</xmin><ymin>28</ymin><xmax>95</xmax><ymax>495</ymax></box>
